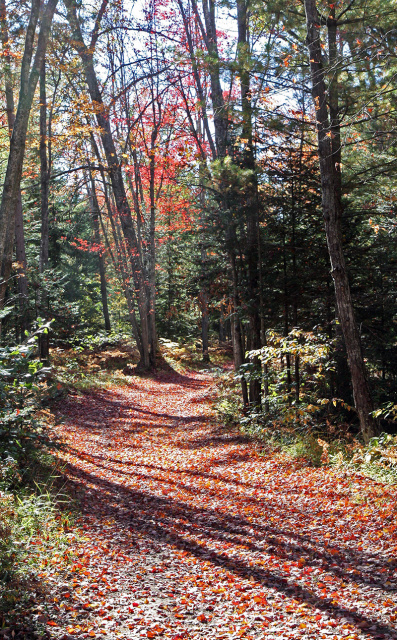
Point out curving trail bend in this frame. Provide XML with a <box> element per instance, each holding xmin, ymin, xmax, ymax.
<box><xmin>45</xmin><ymin>369</ymin><xmax>397</xmax><ymax>640</ymax></box>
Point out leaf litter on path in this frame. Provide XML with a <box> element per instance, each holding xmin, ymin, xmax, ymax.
<box><xmin>17</xmin><ymin>369</ymin><xmax>397</xmax><ymax>639</ymax></box>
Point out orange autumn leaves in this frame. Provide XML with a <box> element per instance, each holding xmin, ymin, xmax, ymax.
<box><xmin>29</xmin><ymin>368</ymin><xmax>397</xmax><ymax>639</ymax></box>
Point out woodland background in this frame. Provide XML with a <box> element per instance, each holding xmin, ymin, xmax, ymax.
<box><xmin>2</xmin><ymin>2</ymin><xmax>397</xmax><ymax>633</ymax></box>
<box><xmin>1</xmin><ymin>0</ymin><xmax>397</xmax><ymax>471</ymax></box>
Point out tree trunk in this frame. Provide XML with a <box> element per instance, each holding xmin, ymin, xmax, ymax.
<box><xmin>198</xmin><ymin>0</ymin><xmax>229</xmax><ymax>157</ymax></box>
<box><xmin>65</xmin><ymin>0</ymin><xmax>152</xmax><ymax>368</ymax></box>
<box><xmin>148</xmin><ymin>126</ymin><xmax>158</xmax><ymax>367</ymax></box>
<box><xmin>14</xmin><ymin>196</ymin><xmax>28</xmax><ymax>334</ymax></box>
<box><xmin>39</xmin><ymin>62</ymin><xmax>49</xmax><ymax>274</ymax></box>
<box><xmin>88</xmin><ymin>171</ymin><xmax>111</xmax><ymax>332</ymax></box>
<box><xmin>282</xmin><ymin>225</ymin><xmax>291</xmax><ymax>402</ymax></box>
<box><xmin>199</xmin><ymin>290</ymin><xmax>210</xmax><ymax>362</ymax></box>
<box><xmin>39</xmin><ymin>59</ymin><xmax>49</xmax><ymax>361</ymax></box>
<box><xmin>0</xmin><ymin>0</ymin><xmax>58</xmax><ymax>328</ymax></box>
<box><xmin>304</xmin><ymin>0</ymin><xmax>378</xmax><ymax>443</ymax></box>
<box><xmin>0</xmin><ymin>0</ymin><xmax>29</xmax><ymax>336</ymax></box>
<box><xmin>237</xmin><ymin>0</ymin><xmax>261</xmax><ymax>405</ymax></box>
<box><xmin>219</xmin><ymin>303</ymin><xmax>225</xmax><ymax>344</ymax></box>
<box><xmin>231</xmin><ymin>253</ymin><xmax>248</xmax><ymax>407</ymax></box>
<box><xmin>89</xmin><ymin>132</ymin><xmax>143</xmax><ymax>354</ymax></box>
<box><xmin>177</xmin><ymin>0</ymin><xmax>217</xmax><ymax>160</ymax></box>
<box><xmin>198</xmin><ymin>152</ymin><xmax>210</xmax><ymax>363</ymax></box>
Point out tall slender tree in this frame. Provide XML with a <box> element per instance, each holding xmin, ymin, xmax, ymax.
<box><xmin>64</xmin><ymin>0</ymin><xmax>155</xmax><ymax>368</ymax></box>
<box><xmin>304</xmin><ymin>0</ymin><xmax>378</xmax><ymax>442</ymax></box>
<box><xmin>0</xmin><ymin>0</ymin><xmax>58</xmax><ymax>329</ymax></box>
<box><xmin>0</xmin><ymin>0</ymin><xmax>29</xmax><ymax>336</ymax></box>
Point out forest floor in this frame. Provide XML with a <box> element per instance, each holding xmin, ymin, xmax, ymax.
<box><xmin>2</xmin><ymin>361</ymin><xmax>397</xmax><ymax>640</ymax></box>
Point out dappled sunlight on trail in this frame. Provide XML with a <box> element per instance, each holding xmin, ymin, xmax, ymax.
<box><xmin>45</xmin><ymin>370</ymin><xmax>397</xmax><ymax>639</ymax></box>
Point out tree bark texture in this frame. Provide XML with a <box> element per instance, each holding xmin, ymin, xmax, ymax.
<box><xmin>88</xmin><ymin>172</ymin><xmax>111</xmax><ymax>332</ymax></box>
<box><xmin>0</xmin><ymin>0</ymin><xmax>28</xmax><ymax>332</ymax></box>
<box><xmin>149</xmin><ymin>125</ymin><xmax>158</xmax><ymax>367</ymax></box>
<box><xmin>198</xmin><ymin>0</ymin><xmax>229</xmax><ymax>157</ymax></box>
<box><xmin>39</xmin><ymin>60</ymin><xmax>49</xmax><ymax>361</ymax></box>
<box><xmin>0</xmin><ymin>0</ymin><xmax>58</xmax><ymax>321</ymax></box>
<box><xmin>237</xmin><ymin>0</ymin><xmax>261</xmax><ymax>405</ymax></box>
<box><xmin>304</xmin><ymin>0</ymin><xmax>378</xmax><ymax>443</ymax></box>
<box><xmin>39</xmin><ymin>61</ymin><xmax>49</xmax><ymax>273</ymax></box>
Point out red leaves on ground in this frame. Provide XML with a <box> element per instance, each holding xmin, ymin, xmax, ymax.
<box><xmin>33</xmin><ymin>369</ymin><xmax>397</xmax><ymax>639</ymax></box>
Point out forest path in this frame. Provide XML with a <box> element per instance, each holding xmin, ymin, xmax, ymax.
<box><xmin>48</xmin><ymin>368</ymin><xmax>397</xmax><ymax>640</ymax></box>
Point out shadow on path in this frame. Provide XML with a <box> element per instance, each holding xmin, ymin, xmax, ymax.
<box><xmin>56</xmin><ymin>372</ymin><xmax>397</xmax><ymax>639</ymax></box>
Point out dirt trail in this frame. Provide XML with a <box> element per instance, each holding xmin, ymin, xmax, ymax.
<box><xmin>44</xmin><ymin>369</ymin><xmax>397</xmax><ymax>639</ymax></box>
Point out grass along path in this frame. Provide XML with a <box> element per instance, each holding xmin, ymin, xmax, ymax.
<box><xmin>20</xmin><ymin>368</ymin><xmax>397</xmax><ymax>639</ymax></box>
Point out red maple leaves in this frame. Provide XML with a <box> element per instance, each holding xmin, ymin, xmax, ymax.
<box><xmin>31</xmin><ymin>369</ymin><xmax>397</xmax><ymax>638</ymax></box>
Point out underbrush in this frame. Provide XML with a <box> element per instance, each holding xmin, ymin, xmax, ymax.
<box><xmin>159</xmin><ymin>337</ymin><xmax>233</xmax><ymax>371</ymax></box>
<box><xmin>50</xmin><ymin>338</ymin><xmax>232</xmax><ymax>401</ymax></box>
<box><xmin>51</xmin><ymin>336</ymin><xmax>232</xmax><ymax>393</ymax></box>
<box><xmin>219</xmin><ymin>401</ymin><xmax>397</xmax><ymax>484</ymax></box>
<box><xmin>0</xmin><ymin>480</ymin><xmax>76</xmax><ymax>631</ymax></box>
<box><xmin>69</xmin><ymin>330</ymin><xmax>131</xmax><ymax>352</ymax></box>
<box><xmin>0</xmin><ymin>330</ymin><xmax>78</xmax><ymax>634</ymax></box>
<box><xmin>51</xmin><ymin>337</ymin><xmax>140</xmax><ymax>392</ymax></box>
<box><xmin>215</xmin><ymin>369</ymin><xmax>397</xmax><ymax>485</ymax></box>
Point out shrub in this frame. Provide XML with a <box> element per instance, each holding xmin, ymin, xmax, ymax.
<box><xmin>239</xmin><ymin>328</ymin><xmax>341</xmax><ymax>431</ymax></box>
<box><xmin>0</xmin><ymin>324</ymin><xmax>50</xmax><ymax>490</ymax></box>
